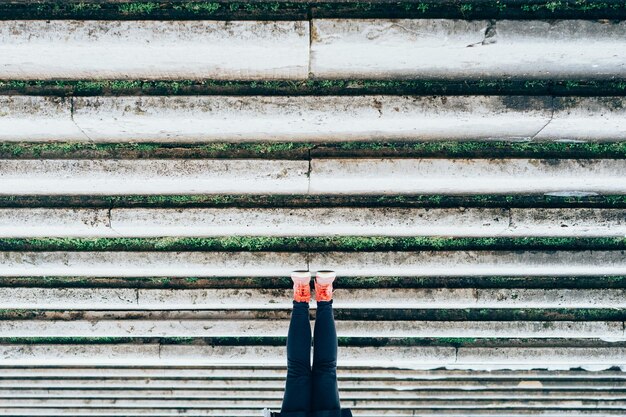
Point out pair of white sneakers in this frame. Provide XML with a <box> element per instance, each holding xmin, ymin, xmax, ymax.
<box><xmin>291</xmin><ymin>270</ymin><xmax>336</xmax><ymax>303</ymax></box>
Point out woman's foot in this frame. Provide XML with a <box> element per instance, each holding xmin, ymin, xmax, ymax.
<box><xmin>291</xmin><ymin>270</ymin><xmax>311</xmax><ymax>303</ymax></box>
<box><xmin>315</xmin><ymin>270</ymin><xmax>336</xmax><ymax>302</ymax></box>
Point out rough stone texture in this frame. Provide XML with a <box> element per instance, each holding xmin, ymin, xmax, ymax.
<box><xmin>0</xmin><ymin>20</ymin><xmax>309</xmax><ymax>80</ymax></box>
<box><xmin>0</xmin><ymin>251</ymin><xmax>307</xmax><ymax>277</ymax></box>
<box><xmin>310</xmin><ymin>250</ymin><xmax>626</xmax><ymax>277</ymax></box>
<box><xmin>0</xmin><ymin>159</ymin><xmax>309</xmax><ymax>195</ymax></box>
<box><xmin>1</xmin><ymin>287</ymin><xmax>623</xmax><ymax>309</ymax></box>
<box><xmin>309</xmin><ymin>158</ymin><xmax>626</xmax><ymax>195</ymax></box>
<box><xmin>1</xmin><ymin>158</ymin><xmax>625</xmax><ymax>196</ymax></box>
<box><xmin>0</xmin><ymin>96</ymin><xmax>84</xmax><ymax>141</ymax></box>
<box><xmin>0</xmin><ymin>319</ymin><xmax>620</xmax><ymax>339</ymax></box>
<box><xmin>71</xmin><ymin>95</ymin><xmax>550</xmax><ymax>142</ymax></box>
<box><xmin>2</xmin><ymin>95</ymin><xmax>626</xmax><ymax>142</ymax></box>
<box><xmin>311</xmin><ymin>19</ymin><xmax>626</xmax><ymax>80</ymax></box>
<box><xmin>2</xmin><ymin>207</ymin><xmax>624</xmax><ymax>238</ymax></box>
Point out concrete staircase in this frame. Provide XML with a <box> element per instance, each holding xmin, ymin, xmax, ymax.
<box><xmin>0</xmin><ymin>1</ymin><xmax>625</xmax><ymax>415</ymax></box>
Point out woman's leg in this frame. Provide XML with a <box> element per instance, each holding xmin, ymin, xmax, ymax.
<box><xmin>280</xmin><ymin>300</ymin><xmax>312</xmax><ymax>413</ymax></box>
<box><xmin>311</xmin><ymin>299</ymin><xmax>341</xmax><ymax>411</ymax></box>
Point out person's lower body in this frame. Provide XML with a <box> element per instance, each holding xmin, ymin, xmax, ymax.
<box><xmin>280</xmin><ymin>300</ymin><xmax>313</xmax><ymax>413</ymax></box>
<box><xmin>311</xmin><ymin>298</ymin><xmax>341</xmax><ymax>412</ymax></box>
<box><xmin>281</xmin><ymin>271</ymin><xmax>341</xmax><ymax>414</ymax></box>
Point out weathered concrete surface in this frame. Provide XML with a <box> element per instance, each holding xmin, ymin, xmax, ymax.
<box><xmin>0</xmin><ymin>250</ymin><xmax>625</xmax><ymax>277</ymax></box>
<box><xmin>0</xmin><ymin>319</ymin><xmax>620</xmax><ymax>339</ymax></box>
<box><xmin>0</xmin><ymin>159</ymin><xmax>309</xmax><ymax>195</ymax></box>
<box><xmin>2</xmin><ymin>207</ymin><xmax>625</xmax><ymax>238</ymax></box>
<box><xmin>0</xmin><ymin>96</ymin><xmax>84</xmax><ymax>141</ymax></box>
<box><xmin>538</xmin><ymin>98</ymin><xmax>626</xmax><ymax>142</ymax></box>
<box><xmin>311</xmin><ymin>19</ymin><xmax>626</xmax><ymax>80</ymax></box>
<box><xmin>309</xmin><ymin>158</ymin><xmax>626</xmax><ymax>195</ymax></box>
<box><xmin>1</xmin><ymin>368</ymin><xmax>624</xmax><ymax>389</ymax></box>
<box><xmin>71</xmin><ymin>96</ymin><xmax>551</xmax><ymax>142</ymax></box>
<box><xmin>455</xmin><ymin>348</ymin><xmax>626</xmax><ymax>371</ymax></box>
<box><xmin>0</xmin><ymin>344</ymin><xmax>456</xmax><ymax>367</ymax></box>
<box><xmin>0</xmin><ymin>344</ymin><xmax>623</xmax><ymax>372</ymax></box>
<box><xmin>1</xmin><ymin>250</ymin><xmax>626</xmax><ymax>277</ymax></box>
<box><xmin>0</xmin><ymin>20</ymin><xmax>309</xmax><ymax>80</ymax></box>
<box><xmin>0</xmin><ymin>387</ymin><xmax>623</xmax><ymax>400</ymax></box>
<box><xmin>3</xmin><ymin>397</ymin><xmax>626</xmax><ymax>409</ymax></box>
<box><xmin>309</xmin><ymin>250</ymin><xmax>626</xmax><ymax>277</ymax></box>
<box><xmin>0</xmin><ymin>251</ymin><xmax>307</xmax><ymax>277</ymax></box>
<box><xmin>1</xmin><ymin>158</ymin><xmax>624</xmax><ymax>196</ymax></box>
<box><xmin>1</xmin><ymin>287</ymin><xmax>623</xmax><ymax>309</ymax></box>
<box><xmin>3</xmin><ymin>95</ymin><xmax>626</xmax><ymax>142</ymax></box>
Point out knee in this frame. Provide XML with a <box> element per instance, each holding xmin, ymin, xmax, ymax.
<box><xmin>312</xmin><ymin>359</ymin><xmax>337</xmax><ymax>373</ymax></box>
<box><xmin>287</xmin><ymin>358</ymin><xmax>311</xmax><ymax>378</ymax></box>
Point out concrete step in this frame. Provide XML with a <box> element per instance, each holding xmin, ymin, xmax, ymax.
<box><xmin>2</xmin><ymin>366</ymin><xmax>624</xmax><ymax>380</ymax></box>
<box><xmin>0</xmin><ymin>20</ymin><xmax>308</xmax><ymax>80</ymax></box>
<box><xmin>3</xmin><ymin>96</ymin><xmax>626</xmax><ymax>142</ymax></box>
<box><xmin>1</xmin><ymin>250</ymin><xmax>626</xmax><ymax>279</ymax></box>
<box><xmin>1</xmin><ymin>375</ymin><xmax>624</xmax><ymax>390</ymax></box>
<box><xmin>1</xmin><ymin>158</ymin><xmax>625</xmax><ymax>196</ymax></box>
<box><xmin>1</xmin><ymin>397</ymin><xmax>626</xmax><ymax>408</ymax></box>
<box><xmin>0</xmin><ymin>344</ymin><xmax>624</xmax><ymax>370</ymax></box>
<box><xmin>1</xmin><ymin>408</ymin><xmax>624</xmax><ymax>416</ymax></box>
<box><xmin>2</xmin><ymin>20</ymin><xmax>625</xmax><ymax>81</ymax></box>
<box><xmin>1</xmin><ymin>207</ymin><xmax>625</xmax><ymax>238</ymax></box>
<box><xmin>1</xmin><ymin>389</ymin><xmax>626</xmax><ymax>399</ymax></box>
<box><xmin>310</xmin><ymin>19</ymin><xmax>626</xmax><ymax>80</ymax></box>
<box><xmin>1</xmin><ymin>287</ymin><xmax>624</xmax><ymax>309</ymax></box>
<box><xmin>1</xmin><ymin>319</ymin><xmax>621</xmax><ymax>339</ymax></box>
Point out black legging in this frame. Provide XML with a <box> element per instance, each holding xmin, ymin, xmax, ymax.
<box><xmin>280</xmin><ymin>299</ymin><xmax>341</xmax><ymax>413</ymax></box>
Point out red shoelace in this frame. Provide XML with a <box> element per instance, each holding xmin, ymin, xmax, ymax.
<box><xmin>294</xmin><ymin>284</ymin><xmax>310</xmax><ymax>302</ymax></box>
<box><xmin>315</xmin><ymin>283</ymin><xmax>332</xmax><ymax>301</ymax></box>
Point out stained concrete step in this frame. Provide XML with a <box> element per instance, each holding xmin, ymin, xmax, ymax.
<box><xmin>1</xmin><ymin>287</ymin><xmax>624</xmax><ymax>309</ymax></box>
<box><xmin>1</xmin><ymin>375</ymin><xmax>624</xmax><ymax>390</ymax></box>
<box><xmin>310</xmin><ymin>19</ymin><xmax>626</xmax><ymax>80</ymax></box>
<box><xmin>1</xmin><ymin>158</ymin><xmax>625</xmax><ymax>196</ymax></box>
<box><xmin>2</xmin><ymin>408</ymin><xmax>625</xmax><ymax>416</ymax></box>
<box><xmin>1</xmin><ymin>20</ymin><xmax>625</xmax><ymax>81</ymax></box>
<box><xmin>1</xmin><ymin>250</ymin><xmax>626</xmax><ymax>278</ymax></box>
<box><xmin>1</xmin><ymin>344</ymin><xmax>624</xmax><ymax>370</ymax></box>
<box><xmin>2</xmin><ymin>365</ymin><xmax>625</xmax><ymax>379</ymax></box>
<box><xmin>3</xmin><ymin>96</ymin><xmax>626</xmax><ymax>142</ymax></box>
<box><xmin>1</xmin><ymin>207</ymin><xmax>625</xmax><ymax>238</ymax></box>
<box><xmin>1</xmin><ymin>319</ymin><xmax>622</xmax><ymax>339</ymax></box>
<box><xmin>0</xmin><ymin>20</ymin><xmax>308</xmax><ymax>80</ymax></box>
<box><xmin>2</xmin><ymin>389</ymin><xmax>626</xmax><ymax>400</ymax></box>
<box><xmin>2</xmin><ymin>397</ymin><xmax>626</xmax><ymax>408</ymax></box>
<box><xmin>0</xmin><ymin>390</ymin><xmax>626</xmax><ymax>400</ymax></box>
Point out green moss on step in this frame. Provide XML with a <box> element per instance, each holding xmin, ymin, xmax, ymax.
<box><xmin>118</xmin><ymin>2</ymin><xmax>159</xmax><ymax>14</ymax></box>
<box><xmin>3</xmin><ymin>79</ymin><xmax>626</xmax><ymax>96</ymax></box>
<box><xmin>3</xmin><ymin>141</ymin><xmax>626</xmax><ymax>160</ymax></box>
<box><xmin>2</xmin><ymin>1</ymin><xmax>626</xmax><ymax>20</ymax></box>
<box><xmin>2</xmin><ymin>236</ymin><xmax>626</xmax><ymax>252</ymax></box>
<box><xmin>3</xmin><ymin>194</ymin><xmax>626</xmax><ymax>209</ymax></box>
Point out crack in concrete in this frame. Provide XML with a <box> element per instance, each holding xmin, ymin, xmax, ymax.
<box><xmin>467</xmin><ymin>20</ymin><xmax>497</xmax><ymax>48</ymax></box>
<box><xmin>306</xmin><ymin>146</ymin><xmax>316</xmax><ymax>194</ymax></box>
<box><xmin>70</xmin><ymin>97</ymin><xmax>94</xmax><ymax>143</ymax></box>
<box><xmin>106</xmin><ymin>207</ymin><xmax>125</xmax><ymax>238</ymax></box>
<box><xmin>530</xmin><ymin>96</ymin><xmax>556</xmax><ymax>141</ymax></box>
<box><xmin>307</xmin><ymin>19</ymin><xmax>313</xmax><ymax>78</ymax></box>
<box><xmin>507</xmin><ymin>208</ymin><xmax>513</xmax><ymax>230</ymax></box>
